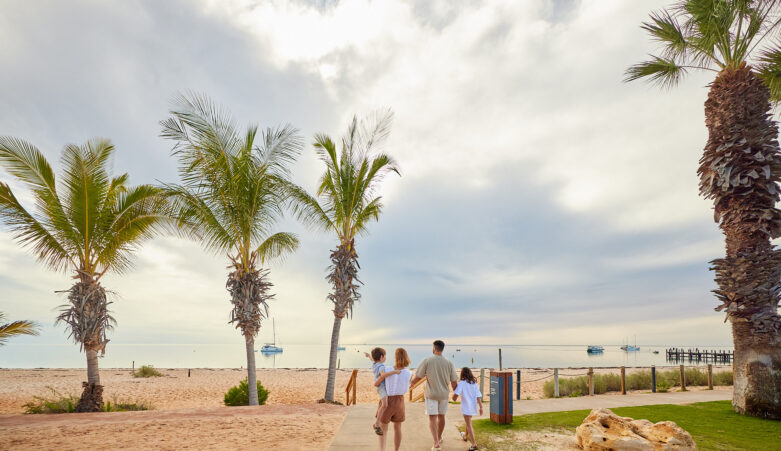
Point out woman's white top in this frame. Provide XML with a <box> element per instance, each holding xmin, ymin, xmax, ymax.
<box><xmin>383</xmin><ymin>366</ymin><xmax>413</xmax><ymax>396</ymax></box>
<box><xmin>454</xmin><ymin>380</ymin><xmax>482</xmax><ymax>416</ymax></box>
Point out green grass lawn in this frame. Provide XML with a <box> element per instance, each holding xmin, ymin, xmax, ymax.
<box><xmin>471</xmin><ymin>401</ymin><xmax>781</xmax><ymax>451</ymax></box>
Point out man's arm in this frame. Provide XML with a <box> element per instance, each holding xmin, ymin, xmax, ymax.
<box><xmin>410</xmin><ymin>359</ymin><xmax>426</xmax><ymax>385</ymax></box>
<box><xmin>410</xmin><ymin>375</ymin><xmax>422</xmax><ymax>386</ymax></box>
<box><xmin>451</xmin><ymin>380</ymin><xmax>458</xmax><ymax>390</ymax></box>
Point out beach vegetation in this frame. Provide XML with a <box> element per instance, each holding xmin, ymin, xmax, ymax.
<box><xmin>470</xmin><ymin>401</ymin><xmax>780</xmax><ymax>450</ymax></box>
<box><xmin>288</xmin><ymin>110</ymin><xmax>400</xmax><ymax>402</ymax></box>
<box><xmin>132</xmin><ymin>365</ymin><xmax>163</xmax><ymax>378</ymax></box>
<box><xmin>224</xmin><ymin>378</ymin><xmax>269</xmax><ymax>406</ymax></box>
<box><xmin>543</xmin><ymin>369</ymin><xmax>732</xmax><ymax>398</ymax></box>
<box><xmin>0</xmin><ymin>311</ymin><xmax>39</xmax><ymax>345</ymax></box>
<box><xmin>626</xmin><ymin>0</ymin><xmax>781</xmax><ymax>419</ymax></box>
<box><xmin>160</xmin><ymin>93</ymin><xmax>301</xmax><ymax>406</ymax></box>
<box><xmin>23</xmin><ymin>387</ymin><xmax>152</xmax><ymax>413</ymax></box>
<box><xmin>0</xmin><ymin>138</ymin><xmax>171</xmax><ymax>411</ymax></box>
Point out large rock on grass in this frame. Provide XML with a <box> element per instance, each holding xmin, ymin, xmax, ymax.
<box><xmin>576</xmin><ymin>408</ymin><xmax>696</xmax><ymax>450</ymax></box>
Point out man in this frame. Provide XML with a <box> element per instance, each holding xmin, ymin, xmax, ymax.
<box><xmin>409</xmin><ymin>340</ymin><xmax>458</xmax><ymax>451</ymax></box>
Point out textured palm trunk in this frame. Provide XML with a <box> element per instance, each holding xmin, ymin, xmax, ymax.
<box><xmin>324</xmin><ymin>314</ymin><xmax>343</xmax><ymax>402</ymax></box>
<box><xmin>245</xmin><ymin>334</ymin><xmax>259</xmax><ymax>406</ymax></box>
<box><xmin>86</xmin><ymin>348</ymin><xmax>100</xmax><ymax>385</ymax></box>
<box><xmin>700</xmin><ymin>64</ymin><xmax>781</xmax><ymax>419</ymax></box>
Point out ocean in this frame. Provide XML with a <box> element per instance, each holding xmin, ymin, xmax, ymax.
<box><xmin>0</xmin><ymin>343</ymin><xmax>733</xmax><ymax>369</ymax></box>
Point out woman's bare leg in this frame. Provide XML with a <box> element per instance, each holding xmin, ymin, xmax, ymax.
<box><xmin>393</xmin><ymin>421</ymin><xmax>402</xmax><ymax>451</ymax></box>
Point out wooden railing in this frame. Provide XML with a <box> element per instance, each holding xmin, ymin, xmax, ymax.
<box><xmin>345</xmin><ymin>369</ymin><xmax>358</xmax><ymax>406</ymax></box>
<box><xmin>408</xmin><ymin>376</ymin><xmax>426</xmax><ymax>402</ymax></box>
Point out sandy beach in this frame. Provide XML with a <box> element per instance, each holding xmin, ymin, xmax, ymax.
<box><xmin>0</xmin><ymin>366</ymin><xmax>732</xmax><ymax>450</ymax></box>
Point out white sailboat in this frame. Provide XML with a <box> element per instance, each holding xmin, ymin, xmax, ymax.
<box><xmin>260</xmin><ymin>318</ymin><xmax>283</xmax><ymax>353</ymax></box>
<box><xmin>620</xmin><ymin>335</ymin><xmax>640</xmax><ymax>352</ymax></box>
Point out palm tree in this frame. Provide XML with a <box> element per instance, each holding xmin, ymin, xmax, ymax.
<box><xmin>0</xmin><ymin>138</ymin><xmax>169</xmax><ymax>411</ymax></box>
<box><xmin>160</xmin><ymin>93</ymin><xmax>302</xmax><ymax>406</ymax></box>
<box><xmin>289</xmin><ymin>110</ymin><xmax>400</xmax><ymax>402</ymax></box>
<box><xmin>626</xmin><ymin>0</ymin><xmax>781</xmax><ymax>419</ymax></box>
<box><xmin>0</xmin><ymin>312</ymin><xmax>39</xmax><ymax>345</ymax></box>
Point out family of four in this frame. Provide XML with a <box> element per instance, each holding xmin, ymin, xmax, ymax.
<box><xmin>366</xmin><ymin>340</ymin><xmax>483</xmax><ymax>451</ymax></box>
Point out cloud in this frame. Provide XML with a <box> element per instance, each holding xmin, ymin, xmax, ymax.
<box><xmin>0</xmin><ymin>0</ymin><xmax>741</xmax><ymax>357</ymax></box>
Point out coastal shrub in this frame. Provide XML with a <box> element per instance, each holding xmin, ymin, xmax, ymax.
<box><xmin>224</xmin><ymin>378</ymin><xmax>269</xmax><ymax>406</ymax></box>
<box><xmin>103</xmin><ymin>399</ymin><xmax>152</xmax><ymax>412</ymax></box>
<box><xmin>542</xmin><ymin>369</ymin><xmax>733</xmax><ymax>398</ymax></box>
<box><xmin>133</xmin><ymin>365</ymin><xmax>163</xmax><ymax>378</ymax></box>
<box><xmin>23</xmin><ymin>387</ymin><xmax>79</xmax><ymax>414</ymax></box>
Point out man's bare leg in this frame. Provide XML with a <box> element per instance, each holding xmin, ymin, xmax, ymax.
<box><xmin>428</xmin><ymin>415</ymin><xmax>440</xmax><ymax>448</ymax></box>
<box><xmin>437</xmin><ymin>414</ymin><xmax>446</xmax><ymax>444</ymax></box>
<box><xmin>393</xmin><ymin>421</ymin><xmax>403</xmax><ymax>451</ymax></box>
<box><xmin>379</xmin><ymin>421</ymin><xmax>389</xmax><ymax>450</ymax></box>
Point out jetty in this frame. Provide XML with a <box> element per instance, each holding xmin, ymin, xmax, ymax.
<box><xmin>665</xmin><ymin>348</ymin><xmax>733</xmax><ymax>364</ymax></box>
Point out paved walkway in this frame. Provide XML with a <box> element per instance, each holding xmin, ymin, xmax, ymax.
<box><xmin>328</xmin><ymin>389</ymin><xmax>732</xmax><ymax>450</ymax></box>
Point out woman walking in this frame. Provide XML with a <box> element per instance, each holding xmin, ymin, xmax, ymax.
<box><xmin>375</xmin><ymin>348</ymin><xmax>412</xmax><ymax>451</ymax></box>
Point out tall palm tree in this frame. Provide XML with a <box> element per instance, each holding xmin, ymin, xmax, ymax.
<box><xmin>160</xmin><ymin>93</ymin><xmax>302</xmax><ymax>406</ymax></box>
<box><xmin>289</xmin><ymin>110</ymin><xmax>400</xmax><ymax>402</ymax></box>
<box><xmin>0</xmin><ymin>138</ymin><xmax>169</xmax><ymax>411</ymax></box>
<box><xmin>0</xmin><ymin>312</ymin><xmax>39</xmax><ymax>345</ymax></box>
<box><xmin>626</xmin><ymin>0</ymin><xmax>781</xmax><ymax>419</ymax></box>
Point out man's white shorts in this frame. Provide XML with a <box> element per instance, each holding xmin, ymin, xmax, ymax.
<box><xmin>424</xmin><ymin>398</ymin><xmax>448</xmax><ymax>415</ymax></box>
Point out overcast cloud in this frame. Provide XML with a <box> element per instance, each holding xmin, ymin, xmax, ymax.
<box><xmin>0</xmin><ymin>0</ymin><xmax>741</xmax><ymax>350</ymax></box>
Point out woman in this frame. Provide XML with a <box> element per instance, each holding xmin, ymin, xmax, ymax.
<box><xmin>375</xmin><ymin>347</ymin><xmax>412</xmax><ymax>451</ymax></box>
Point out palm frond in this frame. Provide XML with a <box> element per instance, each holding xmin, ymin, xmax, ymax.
<box><xmin>643</xmin><ymin>10</ymin><xmax>689</xmax><ymax>59</ymax></box>
<box><xmin>0</xmin><ymin>313</ymin><xmax>39</xmax><ymax>346</ymax></box>
<box><xmin>255</xmin><ymin>232</ymin><xmax>300</xmax><ymax>265</ymax></box>
<box><xmin>757</xmin><ymin>44</ymin><xmax>781</xmax><ymax>103</ymax></box>
<box><xmin>624</xmin><ymin>55</ymin><xmax>689</xmax><ymax>88</ymax></box>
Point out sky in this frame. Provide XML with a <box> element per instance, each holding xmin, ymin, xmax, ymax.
<box><xmin>0</xmin><ymin>0</ymin><xmax>747</xmax><ymax>351</ymax></box>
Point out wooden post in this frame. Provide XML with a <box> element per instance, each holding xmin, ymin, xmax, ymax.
<box><xmin>620</xmin><ymin>367</ymin><xmax>626</xmax><ymax>395</ymax></box>
<box><xmin>132</xmin><ymin>361</ymin><xmax>134</xmax><ymax>372</ymax></box>
<box><xmin>679</xmin><ymin>364</ymin><xmax>686</xmax><ymax>391</ymax></box>
<box><xmin>499</xmin><ymin>348</ymin><xmax>503</xmax><ymax>370</ymax></box>
<box><xmin>554</xmin><ymin>368</ymin><xmax>559</xmax><ymax>398</ymax></box>
<box><xmin>707</xmin><ymin>364</ymin><xmax>713</xmax><ymax>390</ymax></box>
<box><xmin>352</xmin><ymin>370</ymin><xmax>357</xmax><ymax>404</ymax></box>
<box><xmin>516</xmin><ymin>369</ymin><xmax>521</xmax><ymax>400</ymax></box>
<box><xmin>588</xmin><ymin>367</ymin><xmax>594</xmax><ymax>396</ymax></box>
<box><xmin>480</xmin><ymin>368</ymin><xmax>485</xmax><ymax>400</ymax></box>
<box><xmin>188</xmin><ymin>369</ymin><xmax>191</xmax><ymax>378</ymax></box>
<box><xmin>651</xmin><ymin>366</ymin><xmax>656</xmax><ymax>393</ymax></box>
<box><xmin>337</xmin><ymin>358</ymin><xmax>340</xmax><ymax>369</ymax></box>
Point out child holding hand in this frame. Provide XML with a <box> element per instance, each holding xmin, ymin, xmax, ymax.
<box><xmin>452</xmin><ymin>367</ymin><xmax>483</xmax><ymax>451</ymax></box>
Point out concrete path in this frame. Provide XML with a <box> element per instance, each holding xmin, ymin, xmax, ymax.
<box><xmin>328</xmin><ymin>389</ymin><xmax>732</xmax><ymax>451</ymax></box>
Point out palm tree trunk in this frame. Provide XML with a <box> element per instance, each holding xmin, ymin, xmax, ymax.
<box><xmin>245</xmin><ymin>334</ymin><xmax>259</xmax><ymax>406</ymax></box>
<box><xmin>86</xmin><ymin>348</ymin><xmax>100</xmax><ymax>385</ymax></box>
<box><xmin>324</xmin><ymin>314</ymin><xmax>342</xmax><ymax>402</ymax></box>
<box><xmin>700</xmin><ymin>64</ymin><xmax>781</xmax><ymax>419</ymax></box>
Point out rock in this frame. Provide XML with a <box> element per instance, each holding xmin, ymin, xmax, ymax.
<box><xmin>576</xmin><ymin>408</ymin><xmax>696</xmax><ymax>450</ymax></box>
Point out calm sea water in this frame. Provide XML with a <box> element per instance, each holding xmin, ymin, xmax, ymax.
<box><xmin>0</xmin><ymin>343</ymin><xmax>733</xmax><ymax>369</ymax></box>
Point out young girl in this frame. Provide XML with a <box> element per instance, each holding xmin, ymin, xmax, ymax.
<box><xmin>452</xmin><ymin>367</ymin><xmax>482</xmax><ymax>451</ymax></box>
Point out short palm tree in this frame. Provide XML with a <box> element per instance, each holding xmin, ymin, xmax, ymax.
<box><xmin>160</xmin><ymin>93</ymin><xmax>302</xmax><ymax>406</ymax></box>
<box><xmin>0</xmin><ymin>312</ymin><xmax>39</xmax><ymax>345</ymax></box>
<box><xmin>0</xmin><ymin>138</ymin><xmax>169</xmax><ymax>411</ymax></box>
<box><xmin>626</xmin><ymin>0</ymin><xmax>781</xmax><ymax>419</ymax></box>
<box><xmin>289</xmin><ymin>110</ymin><xmax>400</xmax><ymax>402</ymax></box>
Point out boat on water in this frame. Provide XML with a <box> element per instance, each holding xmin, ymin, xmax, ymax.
<box><xmin>260</xmin><ymin>319</ymin><xmax>283</xmax><ymax>353</ymax></box>
<box><xmin>652</xmin><ymin>350</ymin><xmax>659</xmax><ymax>354</ymax></box>
<box><xmin>337</xmin><ymin>346</ymin><xmax>346</xmax><ymax>351</ymax></box>
<box><xmin>620</xmin><ymin>335</ymin><xmax>640</xmax><ymax>352</ymax></box>
<box><xmin>586</xmin><ymin>345</ymin><xmax>604</xmax><ymax>353</ymax></box>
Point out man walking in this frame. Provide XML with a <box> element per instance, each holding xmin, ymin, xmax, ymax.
<box><xmin>410</xmin><ymin>340</ymin><xmax>458</xmax><ymax>451</ymax></box>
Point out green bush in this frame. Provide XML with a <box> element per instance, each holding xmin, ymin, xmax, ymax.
<box><xmin>23</xmin><ymin>387</ymin><xmax>79</xmax><ymax>414</ymax></box>
<box><xmin>224</xmin><ymin>378</ymin><xmax>269</xmax><ymax>406</ymax></box>
<box><xmin>103</xmin><ymin>399</ymin><xmax>152</xmax><ymax>412</ymax></box>
<box><xmin>542</xmin><ymin>369</ymin><xmax>733</xmax><ymax>398</ymax></box>
<box><xmin>133</xmin><ymin>365</ymin><xmax>163</xmax><ymax>378</ymax></box>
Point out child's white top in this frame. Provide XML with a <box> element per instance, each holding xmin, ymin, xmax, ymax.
<box><xmin>454</xmin><ymin>380</ymin><xmax>482</xmax><ymax>416</ymax></box>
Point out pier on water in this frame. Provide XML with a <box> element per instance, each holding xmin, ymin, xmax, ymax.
<box><xmin>665</xmin><ymin>348</ymin><xmax>733</xmax><ymax>364</ymax></box>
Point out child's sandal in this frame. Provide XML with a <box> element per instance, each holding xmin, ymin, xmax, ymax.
<box><xmin>373</xmin><ymin>425</ymin><xmax>383</xmax><ymax>435</ymax></box>
<box><xmin>468</xmin><ymin>446</ymin><xmax>478</xmax><ymax>451</ymax></box>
